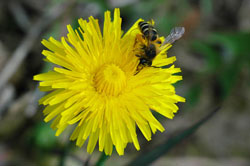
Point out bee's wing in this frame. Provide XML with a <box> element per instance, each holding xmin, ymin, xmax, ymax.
<box><xmin>162</xmin><ymin>27</ymin><xmax>185</xmax><ymax>45</ymax></box>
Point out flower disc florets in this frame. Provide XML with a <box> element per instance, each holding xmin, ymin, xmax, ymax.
<box><xmin>94</xmin><ymin>64</ymin><xmax>127</xmax><ymax>96</ymax></box>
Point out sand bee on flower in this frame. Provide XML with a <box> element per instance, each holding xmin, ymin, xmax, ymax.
<box><xmin>134</xmin><ymin>21</ymin><xmax>185</xmax><ymax>74</ymax></box>
<box><xmin>135</xmin><ymin>21</ymin><xmax>162</xmax><ymax>68</ymax></box>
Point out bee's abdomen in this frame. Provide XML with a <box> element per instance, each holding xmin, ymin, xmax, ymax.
<box><xmin>138</xmin><ymin>21</ymin><xmax>158</xmax><ymax>41</ymax></box>
<box><xmin>150</xmin><ymin>29</ymin><xmax>157</xmax><ymax>41</ymax></box>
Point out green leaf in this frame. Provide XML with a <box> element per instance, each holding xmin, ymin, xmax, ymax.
<box><xmin>186</xmin><ymin>83</ymin><xmax>202</xmax><ymax>107</ymax></box>
<box><xmin>209</xmin><ymin>32</ymin><xmax>250</xmax><ymax>59</ymax></box>
<box><xmin>218</xmin><ymin>57</ymin><xmax>243</xmax><ymax>99</ymax></box>
<box><xmin>208</xmin><ymin>32</ymin><xmax>250</xmax><ymax>98</ymax></box>
<box><xmin>127</xmin><ymin>107</ymin><xmax>221</xmax><ymax>166</ymax></box>
<box><xmin>34</xmin><ymin>122</ymin><xmax>57</xmax><ymax>150</ymax></box>
<box><xmin>191</xmin><ymin>40</ymin><xmax>222</xmax><ymax>72</ymax></box>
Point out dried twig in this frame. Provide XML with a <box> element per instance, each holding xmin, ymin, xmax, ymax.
<box><xmin>8</xmin><ymin>1</ymin><xmax>31</xmax><ymax>32</ymax></box>
<box><xmin>0</xmin><ymin>1</ymin><xmax>76</xmax><ymax>91</ymax></box>
<box><xmin>0</xmin><ymin>85</ymin><xmax>15</xmax><ymax>117</ymax></box>
<box><xmin>0</xmin><ymin>42</ymin><xmax>8</xmax><ymax>71</ymax></box>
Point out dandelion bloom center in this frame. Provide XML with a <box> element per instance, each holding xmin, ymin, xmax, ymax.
<box><xmin>94</xmin><ymin>64</ymin><xmax>126</xmax><ymax>96</ymax></box>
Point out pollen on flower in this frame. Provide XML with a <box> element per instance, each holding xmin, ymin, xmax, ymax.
<box><xmin>94</xmin><ymin>64</ymin><xmax>127</xmax><ymax>96</ymax></box>
<box><xmin>33</xmin><ymin>8</ymin><xmax>185</xmax><ymax>156</ymax></box>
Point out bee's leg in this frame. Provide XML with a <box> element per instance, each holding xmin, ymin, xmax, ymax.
<box><xmin>133</xmin><ymin>34</ymin><xmax>143</xmax><ymax>54</ymax></box>
<box><xmin>133</xmin><ymin>36</ymin><xmax>138</xmax><ymax>47</ymax></box>
<box><xmin>134</xmin><ymin>70</ymin><xmax>140</xmax><ymax>75</ymax></box>
<box><xmin>134</xmin><ymin>64</ymin><xmax>144</xmax><ymax>75</ymax></box>
<box><xmin>151</xmin><ymin>65</ymin><xmax>161</xmax><ymax>68</ymax></box>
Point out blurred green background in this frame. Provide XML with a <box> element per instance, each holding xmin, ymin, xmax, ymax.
<box><xmin>0</xmin><ymin>0</ymin><xmax>249</xmax><ymax>165</ymax></box>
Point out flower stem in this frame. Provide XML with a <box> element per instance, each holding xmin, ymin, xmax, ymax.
<box><xmin>95</xmin><ymin>152</ymin><xmax>110</xmax><ymax>166</ymax></box>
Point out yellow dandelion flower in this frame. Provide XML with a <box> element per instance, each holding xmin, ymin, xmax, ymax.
<box><xmin>34</xmin><ymin>8</ymin><xmax>185</xmax><ymax>155</ymax></box>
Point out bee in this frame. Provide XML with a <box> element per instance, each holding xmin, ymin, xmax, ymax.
<box><xmin>134</xmin><ymin>21</ymin><xmax>185</xmax><ymax>74</ymax></box>
<box><xmin>135</xmin><ymin>21</ymin><xmax>162</xmax><ymax>68</ymax></box>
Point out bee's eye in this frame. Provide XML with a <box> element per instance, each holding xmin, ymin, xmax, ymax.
<box><xmin>156</xmin><ymin>40</ymin><xmax>162</xmax><ymax>44</ymax></box>
<box><xmin>140</xmin><ymin>59</ymin><xmax>147</xmax><ymax>64</ymax></box>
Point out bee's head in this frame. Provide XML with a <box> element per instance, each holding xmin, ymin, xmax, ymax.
<box><xmin>140</xmin><ymin>58</ymin><xmax>152</xmax><ymax>66</ymax></box>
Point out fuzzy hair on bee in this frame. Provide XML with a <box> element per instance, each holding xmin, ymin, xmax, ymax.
<box><xmin>134</xmin><ymin>20</ymin><xmax>185</xmax><ymax>75</ymax></box>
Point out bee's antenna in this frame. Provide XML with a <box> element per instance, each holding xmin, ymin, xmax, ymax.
<box><xmin>163</xmin><ymin>27</ymin><xmax>185</xmax><ymax>45</ymax></box>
